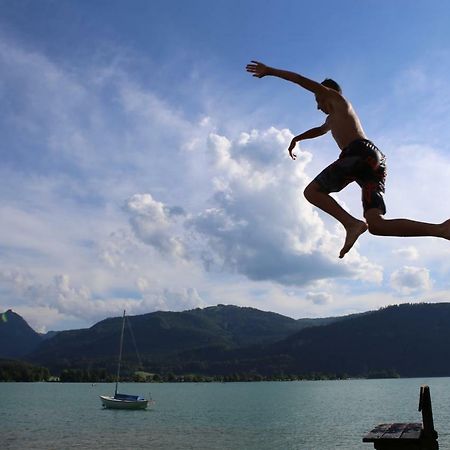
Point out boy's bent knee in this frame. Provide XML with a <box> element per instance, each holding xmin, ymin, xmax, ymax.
<box><xmin>303</xmin><ymin>181</ymin><xmax>323</xmax><ymax>202</ymax></box>
<box><xmin>367</xmin><ymin>222</ymin><xmax>385</xmax><ymax>236</ymax></box>
<box><xmin>364</xmin><ymin>209</ymin><xmax>386</xmax><ymax>235</ymax></box>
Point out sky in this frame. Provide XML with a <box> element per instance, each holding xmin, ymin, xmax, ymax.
<box><xmin>2</xmin><ymin>0</ymin><xmax>450</xmax><ymax>331</ymax></box>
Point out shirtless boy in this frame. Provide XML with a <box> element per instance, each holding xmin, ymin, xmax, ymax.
<box><xmin>246</xmin><ymin>60</ymin><xmax>450</xmax><ymax>258</ymax></box>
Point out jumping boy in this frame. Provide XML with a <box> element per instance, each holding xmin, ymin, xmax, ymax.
<box><xmin>246</xmin><ymin>60</ymin><xmax>450</xmax><ymax>258</ymax></box>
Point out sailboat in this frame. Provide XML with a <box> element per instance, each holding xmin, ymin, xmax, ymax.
<box><xmin>100</xmin><ymin>310</ymin><xmax>153</xmax><ymax>410</ymax></box>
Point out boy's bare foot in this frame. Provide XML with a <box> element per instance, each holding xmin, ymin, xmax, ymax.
<box><xmin>339</xmin><ymin>220</ymin><xmax>368</xmax><ymax>258</ymax></box>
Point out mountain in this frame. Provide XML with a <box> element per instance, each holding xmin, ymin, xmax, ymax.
<box><xmin>194</xmin><ymin>303</ymin><xmax>450</xmax><ymax>378</ymax></box>
<box><xmin>26</xmin><ymin>305</ymin><xmax>317</xmax><ymax>371</ymax></box>
<box><xmin>0</xmin><ymin>310</ymin><xmax>43</xmax><ymax>358</ymax></box>
<box><xmin>40</xmin><ymin>330</ymin><xmax>60</xmax><ymax>341</ymax></box>
<box><xmin>9</xmin><ymin>303</ymin><xmax>450</xmax><ymax>379</ymax></box>
<box><xmin>278</xmin><ymin>302</ymin><xmax>450</xmax><ymax>377</ymax></box>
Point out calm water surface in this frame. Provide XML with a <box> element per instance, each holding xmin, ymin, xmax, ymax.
<box><xmin>2</xmin><ymin>378</ymin><xmax>450</xmax><ymax>449</ymax></box>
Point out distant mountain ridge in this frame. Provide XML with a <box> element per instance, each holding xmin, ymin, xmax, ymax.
<box><xmin>1</xmin><ymin>305</ymin><xmax>348</xmax><ymax>367</ymax></box>
<box><xmin>4</xmin><ymin>303</ymin><xmax>450</xmax><ymax>378</ymax></box>
<box><xmin>193</xmin><ymin>303</ymin><xmax>450</xmax><ymax>378</ymax></box>
<box><xmin>25</xmin><ymin>305</ymin><xmax>331</xmax><ymax>371</ymax></box>
<box><xmin>0</xmin><ymin>310</ymin><xmax>43</xmax><ymax>357</ymax></box>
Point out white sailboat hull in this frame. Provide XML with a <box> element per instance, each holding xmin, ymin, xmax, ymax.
<box><xmin>100</xmin><ymin>395</ymin><xmax>149</xmax><ymax>410</ymax></box>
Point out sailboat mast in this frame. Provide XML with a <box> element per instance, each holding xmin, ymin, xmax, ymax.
<box><xmin>115</xmin><ymin>310</ymin><xmax>126</xmax><ymax>396</ymax></box>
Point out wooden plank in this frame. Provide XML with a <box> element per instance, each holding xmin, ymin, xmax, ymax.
<box><xmin>381</xmin><ymin>423</ymin><xmax>411</xmax><ymax>439</ymax></box>
<box><xmin>363</xmin><ymin>423</ymin><xmax>422</xmax><ymax>442</ymax></box>
<box><xmin>399</xmin><ymin>423</ymin><xmax>422</xmax><ymax>440</ymax></box>
<box><xmin>363</xmin><ymin>424</ymin><xmax>394</xmax><ymax>442</ymax></box>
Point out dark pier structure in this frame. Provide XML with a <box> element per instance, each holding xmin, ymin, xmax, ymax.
<box><xmin>363</xmin><ymin>385</ymin><xmax>438</xmax><ymax>449</ymax></box>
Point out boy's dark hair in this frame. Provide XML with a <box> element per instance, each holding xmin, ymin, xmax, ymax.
<box><xmin>321</xmin><ymin>78</ymin><xmax>342</xmax><ymax>94</ymax></box>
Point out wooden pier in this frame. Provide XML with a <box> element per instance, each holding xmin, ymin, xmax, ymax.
<box><xmin>363</xmin><ymin>385</ymin><xmax>438</xmax><ymax>449</ymax></box>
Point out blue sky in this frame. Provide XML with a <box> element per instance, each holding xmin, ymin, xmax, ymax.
<box><xmin>2</xmin><ymin>0</ymin><xmax>450</xmax><ymax>331</ymax></box>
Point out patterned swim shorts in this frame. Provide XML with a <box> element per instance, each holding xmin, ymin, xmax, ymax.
<box><xmin>313</xmin><ymin>139</ymin><xmax>387</xmax><ymax>214</ymax></box>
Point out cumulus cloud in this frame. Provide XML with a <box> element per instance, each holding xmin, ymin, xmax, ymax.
<box><xmin>0</xmin><ymin>268</ymin><xmax>205</xmax><ymax>329</ymax></box>
<box><xmin>123</xmin><ymin>127</ymin><xmax>383</xmax><ymax>287</ymax></box>
<box><xmin>187</xmin><ymin>128</ymin><xmax>384</xmax><ymax>285</ymax></box>
<box><xmin>393</xmin><ymin>246</ymin><xmax>419</xmax><ymax>261</ymax></box>
<box><xmin>137</xmin><ymin>284</ymin><xmax>206</xmax><ymax>312</ymax></box>
<box><xmin>0</xmin><ymin>269</ymin><xmax>92</xmax><ymax>319</ymax></box>
<box><xmin>124</xmin><ymin>193</ymin><xmax>186</xmax><ymax>258</ymax></box>
<box><xmin>306</xmin><ymin>291</ymin><xmax>333</xmax><ymax>305</ymax></box>
<box><xmin>390</xmin><ymin>266</ymin><xmax>432</xmax><ymax>295</ymax></box>
<box><xmin>98</xmin><ymin>229</ymin><xmax>137</xmax><ymax>270</ymax></box>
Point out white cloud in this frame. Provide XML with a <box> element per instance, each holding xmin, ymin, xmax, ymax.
<box><xmin>118</xmin><ymin>123</ymin><xmax>384</xmax><ymax>288</ymax></box>
<box><xmin>178</xmin><ymin>127</ymin><xmax>382</xmax><ymax>285</ymax></box>
<box><xmin>306</xmin><ymin>291</ymin><xmax>333</xmax><ymax>305</ymax></box>
<box><xmin>124</xmin><ymin>193</ymin><xmax>186</xmax><ymax>259</ymax></box>
<box><xmin>139</xmin><ymin>286</ymin><xmax>206</xmax><ymax>312</ymax></box>
<box><xmin>0</xmin><ymin>268</ymin><xmax>206</xmax><ymax>329</ymax></box>
<box><xmin>393</xmin><ymin>246</ymin><xmax>419</xmax><ymax>261</ymax></box>
<box><xmin>390</xmin><ymin>266</ymin><xmax>433</xmax><ymax>295</ymax></box>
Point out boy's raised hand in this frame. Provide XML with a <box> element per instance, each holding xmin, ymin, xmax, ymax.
<box><xmin>246</xmin><ymin>60</ymin><xmax>269</xmax><ymax>78</ymax></box>
<box><xmin>288</xmin><ymin>139</ymin><xmax>297</xmax><ymax>160</ymax></box>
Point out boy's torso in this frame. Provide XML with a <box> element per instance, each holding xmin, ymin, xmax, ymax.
<box><xmin>327</xmin><ymin>97</ymin><xmax>367</xmax><ymax>150</ymax></box>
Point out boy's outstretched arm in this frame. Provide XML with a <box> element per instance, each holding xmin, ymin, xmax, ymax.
<box><xmin>288</xmin><ymin>123</ymin><xmax>330</xmax><ymax>160</ymax></box>
<box><xmin>246</xmin><ymin>60</ymin><xmax>328</xmax><ymax>95</ymax></box>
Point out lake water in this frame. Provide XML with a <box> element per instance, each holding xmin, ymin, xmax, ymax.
<box><xmin>2</xmin><ymin>378</ymin><xmax>450</xmax><ymax>449</ymax></box>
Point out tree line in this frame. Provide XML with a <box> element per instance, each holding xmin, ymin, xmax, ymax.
<box><xmin>0</xmin><ymin>359</ymin><xmax>50</xmax><ymax>382</ymax></box>
<box><xmin>0</xmin><ymin>359</ymin><xmax>400</xmax><ymax>382</ymax></box>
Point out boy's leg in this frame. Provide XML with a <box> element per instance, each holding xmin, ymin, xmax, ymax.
<box><xmin>304</xmin><ymin>181</ymin><xmax>367</xmax><ymax>258</ymax></box>
<box><xmin>364</xmin><ymin>209</ymin><xmax>450</xmax><ymax>239</ymax></box>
